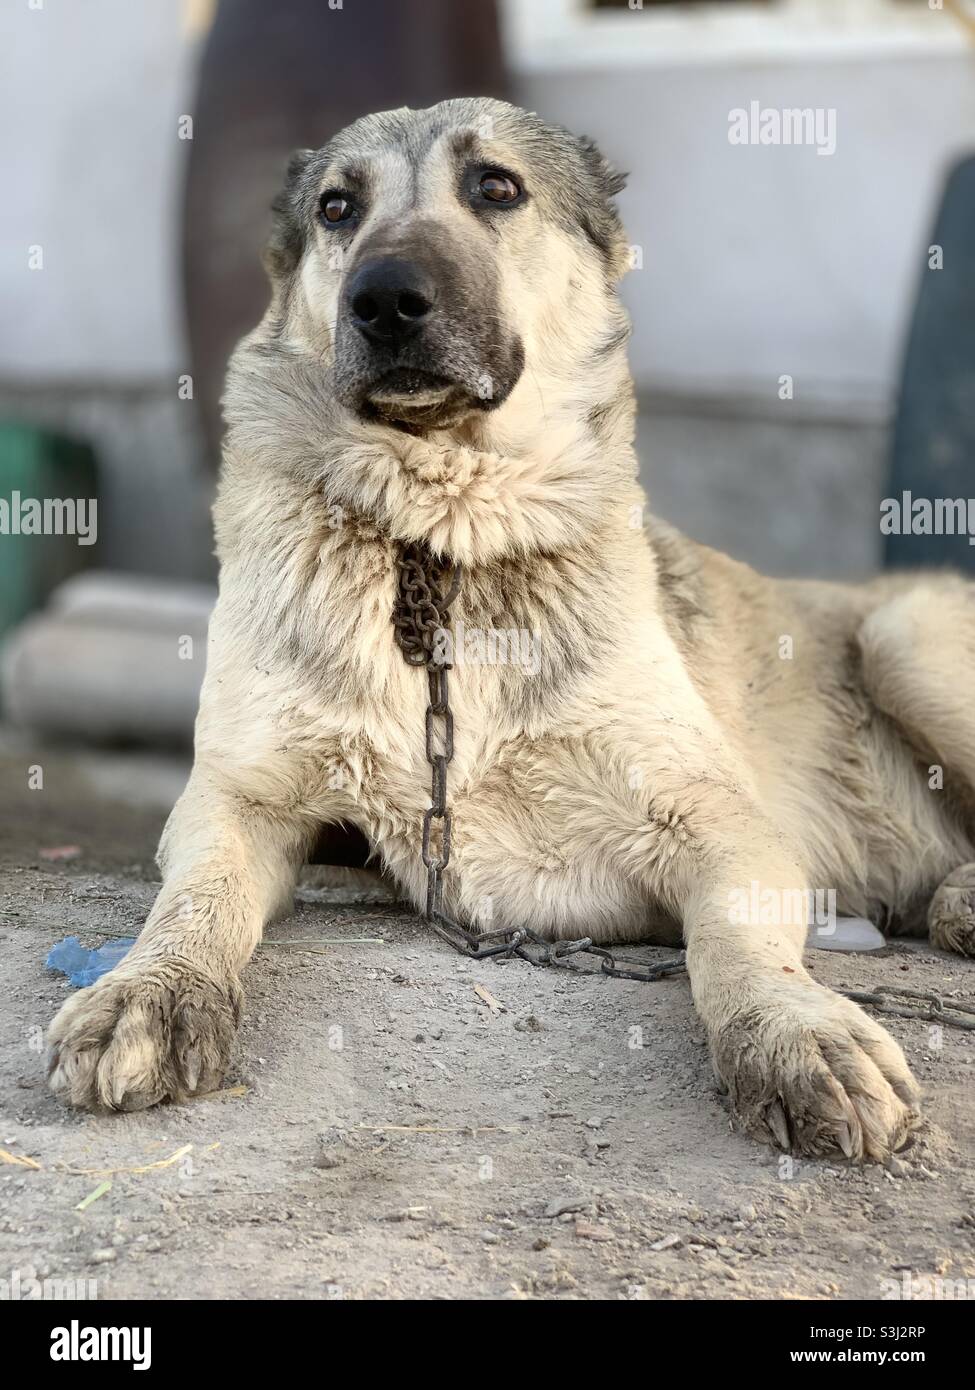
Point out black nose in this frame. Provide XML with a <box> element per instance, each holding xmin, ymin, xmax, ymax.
<box><xmin>347</xmin><ymin>257</ymin><xmax>434</xmax><ymax>348</ymax></box>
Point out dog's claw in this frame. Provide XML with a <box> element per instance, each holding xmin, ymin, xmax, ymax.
<box><xmin>835</xmin><ymin>1119</ymin><xmax>855</xmax><ymax>1159</ymax></box>
<box><xmin>767</xmin><ymin>1100</ymin><xmax>791</xmax><ymax>1151</ymax></box>
<box><xmin>183</xmin><ymin>1047</ymin><xmax>202</xmax><ymax>1094</ymax></box>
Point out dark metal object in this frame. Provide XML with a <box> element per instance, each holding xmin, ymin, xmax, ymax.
<box><xmin>391</xmin><ymin>540</ymin><xmax>688</xmax><ymax>985</ymax></box>
<box><xmin>840</xmin><ymin>985</ymin><xmax>975</xmax><ymax>1032</ymax></box>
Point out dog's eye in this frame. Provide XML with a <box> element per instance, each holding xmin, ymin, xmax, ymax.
<box><xmin>319</xmin><ymin>193</ymin><xmax>355</xmax><ymax>225</ymax></box>
<box><xmin>478</xmin><ymin>172</ymin><xmax>521</xmax><ymax>204</ymax></box>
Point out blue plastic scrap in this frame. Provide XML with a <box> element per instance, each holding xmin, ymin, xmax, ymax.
<box><xmin>46</xmin><ymin>935</ymin><xmax>135</xmax><ymax>988</ymax></box>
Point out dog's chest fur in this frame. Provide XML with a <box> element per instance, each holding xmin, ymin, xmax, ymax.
<box><xmin>205</xmin><ymin>480</ymin><xmax>673</xmax><ymax>937</ymax></box>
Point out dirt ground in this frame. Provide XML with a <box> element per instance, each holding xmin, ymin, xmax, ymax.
<box><xmin>2</xmin><ymin>733</ymin><xmax>974</xmax><ymax>1301</ymax></box>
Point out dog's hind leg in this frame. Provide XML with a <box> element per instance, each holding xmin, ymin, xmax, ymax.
<box><xmin>858</xmin><ymin>580</ymin><xmax>975</xmax><ymax>955</ymax></box>
<box><xmin>858</xmin><ymin>579</ymin><xmax>975</xmax><ymax>790</ymax></box>
<box><xmin>928</xmin><ymin>864</ymin><xmax>975</xmax><ymax>957</ymax></box>
<box><xmin>47</xmin><ymin>769</ymin><xmax>315</xmax><ymax>1111</ymax></box>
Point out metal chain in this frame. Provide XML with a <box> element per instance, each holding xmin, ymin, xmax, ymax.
<box><xmin>390</xmin><ymin>541</ymin><xmax>975</xmax><ymax>1025</ymax></box>
<box><xmin>391</xmin><ymin>541</ymin><xmax>687</xmax><ymax>985</ymax></box>
<box><xmin>839</xmin><ymin>985</ymin><xmax>975</xmax><ymax>1031</ymax></box>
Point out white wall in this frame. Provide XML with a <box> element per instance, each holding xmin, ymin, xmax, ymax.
<box><xmin>508</xmin><ymin>4</ymin><xmax>975</xmax><ymax>412</ymax></box>
<box><xmin>0</xmin><ymin>0</ymin><xmax>193</xmax><ymax>381</ymax></box>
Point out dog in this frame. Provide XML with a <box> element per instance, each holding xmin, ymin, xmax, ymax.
<box><xmin>49</xmin><ymin>98</ymin><xmax>975</xmax><ymax>1161</ymax></box>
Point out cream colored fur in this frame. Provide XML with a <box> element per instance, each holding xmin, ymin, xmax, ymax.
<box><xmin>49</xmin><ymin>100</ymin><xmax>975</xmax><ymax>1162</ymax></box>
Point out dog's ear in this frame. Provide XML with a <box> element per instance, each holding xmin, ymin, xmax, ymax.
<box><xmin>576</xmin><ymin>136</ymin><xmax>630</xmax><ymax>277</ymax></box>
<box><xmin>577</xmin><ymin>136</ymin><xmax>627</xmax><ymax>200</ymax></box>
<box><xmin>264</xmin><ymin>148</ymin><xmax>316</xmax><ymax>280</ymax></box>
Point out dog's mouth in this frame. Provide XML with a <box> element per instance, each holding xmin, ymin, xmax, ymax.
<box><xmin>361</xmin><ymin>367</ymin><xmax>471</xmax><ymax>429</ymax></box>
<box><xmin>344</xmin><ymin>336</ymin><xmax>524</xmax><ymax>433</ymax></box>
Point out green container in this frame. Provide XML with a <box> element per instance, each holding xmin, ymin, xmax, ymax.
<box><xmin>0</xmin><ymin>423</ymin><xmax>99</xmax><ymax>639</ymax></box>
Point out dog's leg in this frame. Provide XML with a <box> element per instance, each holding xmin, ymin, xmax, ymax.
<box><xmin>928</xmin><ymin>864</ymin><xmax>975</xmax><ymax>956</ymax></box>
<box><xmin>858</xmin><ymin>582</ymin><xmax>975</xmax><ymax>956</ymax></box>
<box><xmin>859</xmin><ymin>580</ymin><xmax>975</xmax><ymax>792</ymax></box>
<box><xmin>48</xmin><ymin>772</ymin><xmax>313</xmax><ymax>1111</ymax></box>
<box><xmin>675</xmin><ymin>837</ymin><xmax>920</xmax><ymax>1162</ymax></box>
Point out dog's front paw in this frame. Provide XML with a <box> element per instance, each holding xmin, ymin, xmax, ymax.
<box><xmin>48</xmin><ymin>959</ymin><xmax>242</xmax><ymax>1112</ymax></box>
<box><xmin>709</xmin><ymin>982</ymin><xmax>921</xmax><ymax>1162</ymax></box>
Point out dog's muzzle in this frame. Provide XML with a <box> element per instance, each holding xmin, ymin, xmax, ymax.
<box><xmin>334</xmin><ymin>242</ymin><xmax>523</xmax><ymax>429</ymax></box>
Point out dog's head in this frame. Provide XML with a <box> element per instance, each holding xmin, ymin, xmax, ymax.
<box><xmin>264</xmin><ymin>98</ymin><xmax>630</xmax><ymax>433</ymax></box>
